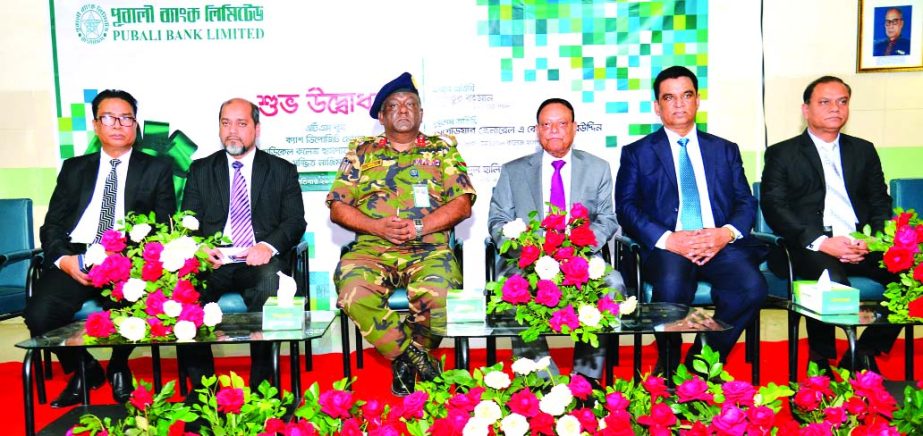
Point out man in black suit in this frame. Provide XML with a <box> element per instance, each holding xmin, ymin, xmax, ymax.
<box><xmin>24</xmin><ymin>89</ymin><xmax>176</xmax><ymax>407</ymax></box>
<box><xmin>761</xmin><ymin>76</ymin><xmax>901</xmax><ymax>374</ymax></box>
<box><xmin>178</xmin><ymin>98</ymin><xmax>306</xmax><ymax>390</ymax></box>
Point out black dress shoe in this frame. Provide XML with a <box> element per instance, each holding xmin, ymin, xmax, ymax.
<box><xmin>391</xmin><ymin>357</ymin><xmax>416</xmax><ymax>397</ymax></box>
<box><xmin>107</xmin><ymin>366</ymin><xmax>133</xmax><ymax>404</ymax></box>
<box><xmin>51</xmin><ymin>360</ymin><xmax>105</xmax><ymax>408</ymax></box>
<box><xmin>399</xmin><ymin>345</ymin><xmax>442</xmax><ymax>382</ymax></box>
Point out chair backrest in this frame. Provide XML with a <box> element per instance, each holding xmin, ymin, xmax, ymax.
<box><xmin>0</xmin><ymin>199</ymin><xmax>34</xmax><ymax>288</ymax></box>
<box><xmin>751</xmin><ymin>181</ymin><xmax>775</xmax><ymax>234</ymax></box>
<box><xmin>890</xmin><ymin>178</ymin><xmax>923</xmax><ymax>212</ymax></box>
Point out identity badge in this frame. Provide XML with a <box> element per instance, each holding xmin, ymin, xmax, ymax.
<box><xmin>413</xmin><ymin>183</ymin><xmax>431</xmax><ymax>208</ymax></box>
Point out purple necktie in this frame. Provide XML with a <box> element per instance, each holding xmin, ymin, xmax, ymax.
<box><xmin>550</xmin><ymin>159</ymin><xmax>566</xmax><ymax>211</ymax></box>
<box><xmin>230</xmin><ymin>161</ymin><xmax>256</xmax><ymax>247</ymax></box>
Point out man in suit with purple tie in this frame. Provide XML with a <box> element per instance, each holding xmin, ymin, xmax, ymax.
<box><xmin>615</xmin><ymin>66</ymin><xmax>767</xmax><ymax>375</ymax></box>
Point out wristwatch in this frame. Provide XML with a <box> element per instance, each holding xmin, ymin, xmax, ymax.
<box><xmin>414</xmin><ymin>219</ymin><xmax>424</xmax><ymax>240</ymax></box>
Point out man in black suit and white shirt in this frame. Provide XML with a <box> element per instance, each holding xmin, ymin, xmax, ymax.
<box><xmin>761</xmin><ymin>76</ymin><xmax>901</xmax><ymax>374</ymax></box>
<box><xmin>178</xmin><ymin>98</ymin><xmax>306</xmax><ymax>390</ymax></box>
<box><xmin>25</xmin><ymin>89</ymin><xmax>176</xmax><ymax>407</ymax></box>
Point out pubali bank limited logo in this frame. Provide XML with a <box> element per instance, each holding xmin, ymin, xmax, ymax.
<box><xmin>75</xmin><ymin>4</ymin><xmax>108</xmax><ymax>44</ymax></box>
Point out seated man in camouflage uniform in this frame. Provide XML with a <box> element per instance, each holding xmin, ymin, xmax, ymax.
<box><xmin>327</xmin><ymin>72</ymin><xmax>477</xmax><ymax>396</ymax></box>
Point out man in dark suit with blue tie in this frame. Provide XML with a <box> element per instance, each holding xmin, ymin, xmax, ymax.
<box><xmin>25</xmin><ymin>89</ymin><xmax>176</xmax><ymax>407</ymax></box>
<box><xmin>178</xmin><ymin>98</ymin><xmax>306</xmax><ymax>391</ymax></box>
<box><xmin>615</xmin><ymin>66</ymin><xmax>767</xmax><ymax>374</ymax></box>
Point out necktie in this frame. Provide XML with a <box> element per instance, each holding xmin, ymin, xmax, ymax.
<box><xmin>885</xmin><ymin>40</ymin><xmax>896</xmax><ymax>56</ymax></box>
<box><xmin>819</xmin><ymin>144</ymin><xmax>857</xmax><ymax>235</ymax></box>
<box><xmin>230</xmin><ymin>161</ymin><xmax>256</xmax><ymax>247</ymax></box>
<box><xmin>677</xmin><ymin>138</ymin><xmax>703</xmax><ymax>230</ymax></box>
<box><xmin>550</xmin><ymin>160</ymin><xmax>566</xmax><ymax>211</ymax></box>
<box><xmin>94</xmin><ymin>159</ymin><xmax>121</xmax><ymax>242</ymax></box>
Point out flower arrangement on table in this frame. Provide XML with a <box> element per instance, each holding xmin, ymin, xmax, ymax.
<box><xmin>66</xmin><ymin>346</ymin><xmax>923</xmax><ymax>435</ymax></box>
<box><xmin>486</xmin><ymin>203</ymin><xmax>637</xmax><ymax>346</ymax></box>
<box><xmin>82</xmin><ymin>210</ymin><xmax>225</xmax><ymax>344</ymax></box>
<box><xmin>859</xmin><ymin>208</ymin><xmax>923</xmax><ymax>323</ymax></box>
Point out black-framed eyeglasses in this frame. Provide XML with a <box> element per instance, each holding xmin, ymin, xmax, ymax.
<box><xmin>97</xmin><ymin>114</ymin><xmax>137</xmax><ymax>127</ymax></box>
<box><xmin>885</xmin><ymin>18</ymin><xmax>903</xmax><ymax>26</ymax></box>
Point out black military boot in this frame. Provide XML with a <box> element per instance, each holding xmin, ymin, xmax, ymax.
<box><xmin>391</xmin><ymin>356</ymin><xmax>416</xmax><ymax>396</ymax></box>
<box><xmin>400</xmin><ymin>344</ymin><xmax>442</xmax><ymax>382</ymax></box>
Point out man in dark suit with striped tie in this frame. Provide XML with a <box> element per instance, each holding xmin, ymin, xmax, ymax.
<box><xmin>178</xmin><ymin>98</ymin><xmax>306</xmax><ymax>391</ymax></box>
<box><xmin>25</xmin><ymin>89</ymin><xmax>176</xmax><ymax>407</ymax></box>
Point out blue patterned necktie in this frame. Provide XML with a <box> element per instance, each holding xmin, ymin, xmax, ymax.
<box><xmin>230</xmin><ymin>161</ymin><xmax>256</xmax><ymax>247</ymax></box>
<box><xmin>677</xmin><ymin>138</ymin><xmax>703</xmax><ymax>230</ymax></box>
<box><xmin>94</xmin><ymin>158</ymin><xmax>121</xmax><ymax>242</ymax></box>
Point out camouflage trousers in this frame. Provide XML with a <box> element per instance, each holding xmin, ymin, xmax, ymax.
<box><xmin>335</xmin><ymin>241</ymin><xmax>459</xmax><ymax>360</ymax></box>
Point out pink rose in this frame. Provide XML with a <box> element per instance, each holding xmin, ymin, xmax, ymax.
<box><xmin>883</xmin><ymin>246</ymin><xmax>914</xmax><ymax>273</ymax></box>
<box><xmin>529</xmin><ymin>412</ymin><xmax>555</xmax><ymax>435</ymax></box>
<box><xmin>711</xmin><ymin>405</ymin><xmax>747</xmax><ymax>435</ymax></box>
<box><xmin>637</xmin><ymin>402</ymin><xmax>677</xmax><ymax>430</ymax></box>
<box><xmin>501</xmin><ymin>274</ymin><xmax>531</xmax><ymax>304</ymax></box>
<box><xmin>143</xmin><ymin>242</ymin><xmax>163</xmax><ymax>262</ymax></box>
<box><xmin>401</xmin><ymin>391</ymin><xmax>428</xmax><ymax>419</ymax></box>
<box><xmin>824</xmin><ymin>406</ymin><xmax>846</xmax><ymax>427</ymax></box>
<box><xmin>518</xmin><ymin>244</ymin><xmax>541</xmax><ymax>269</ymax></box>
<box><xmin>145</xmin><ymin>289</ymin><xmax>167</xmax><ymax>316</ymax></box>
<box><xmin>148</xmin><ymin>318</ymin><xmax>171</xmax><ymax>338</ymax></box>
<box><xmin>85</xmin><ymin>311</ymin><xmax>116</xmax><ymax>338</ymax></box>
<box><xmin>561</xmin><ymin>256</ymin><xmax>589</xmax><ymax>288</ymax></box>
<box><xmin>603</xmin><ymin>410</ymin><xmax>634</xmax><ymax>435</ymax></box>
<box><xmin>549</xmin><ymin>305</ymin><xmax>579</xmax><ymax>332</ymax></box>
<box><xmin>178</xmin><ymin>257</ymin><xmax>201</xmax><ymax>277</ymax></box>
<box><xmin>262</xmin><ymin>418</ymin><xmax>286</xmax><ymax>433</ymax></box>
<box><xmin>568</xmin><ymin>374</ymin><xmax>594</xmax><ymax>399</ymax></box>
<box><xmin>605</xmin><ymin>392</ymin><xmax>630</xmax><ymax>412</ymax></box>
<box><xmin>541</xmin><ymin>213</ymin><xmax>566</xmax><ymax>232</ymax></box>
<box><xmin>896</xmin><ymin>212</ymin><xmax>913</xmax><ymax>227</ymax></box>
<box><xmin>572</xmin><ymin>408</ymin><xmax>598</xmax><ymax>433</ymax></box>
<box><xmin>179</xmin><ymin>303</ymin><xmax>205</xmax><ymax>327</ymax></box>
<box><xmin>216</xmin><ymin>387</ymin><xmax>244</xmax><ymax>414</ymax></box>
<box><xmin>721</xmin><ymin>380</ymin><xmax>756</xmax><ymax>407</ymax></box>
<box><xmin>141</xmin><ymin>260</ymin><xmax>164</xmax><ymax>282</ymax></box>
<box><xmin>111</xmin><ymin>281</ymin><xmax>125</xmax><ymax>301</ymax></box>
<box><xmin>682</xmin><ymin>421</ymin><xmax>710</xmax><ymax>436</ymax></box>
<box><xmin>914</xmin><ymin>264</ymin><xmax>923</xmax><ymax>285</ymax></box>
<box><xmin>909</xmin><ymin>296</ymin><xmax>923</xmax><ymax>319</ymax></box>
<box><xmin>362</xmin><ymin>399</ymin><xmax>385</xmax><ymax>419</ymax></box>
<box><xmin>100</xmin><ymin>230</ymin><xmax>126</xmax><ymax>252</ymax></box>
<box><xmin>597</xmin><ymin>295</ymin><xmax>619</xmax><ymax>314</ymax></box>
<box><xmin>508</xmin><ymin>388</ymin><xmax>540</xmax><ymax>417</ymax></box>
<box><xmin>845</xmin><ymin>396</ymin><xmax>868</xmax><ymax>415</ymax></box>
<box><xmin>570</xmin><ymin>203</ymin><xmax>590</xmax><ymax>221</ymax></box>
<box><xmin>543</xmin><ymin>231</ymin><xmax>566</xmax><ymax>253</ymax></box>
<box><xmin>800</xmin><ymin>422</ymin><xmax>834</xmax><ymax>436</ymax></box>
<box><xmin>88</xmin><ymin>254</ymin><xmax>132</xmax><ymax>287</ymax></box>
<box><xmin>569</xmin><ymin>223</ymin><xmax>597</xmax><ymax>247</ymax></box>
<box><xmin>850</xmin><ymin>370</ymin><xmax>885</xmax><ymax>398</ymax></box>
<box><xmin>173</xmin><ymin>280</ymin><xmax>200</xmax><ymax>304</ymax></box>
<box><xmin>129</xmin><ymin>384</ymin><xmax>153</xmax><ymax>410</ymax></box>
<box><xmin>747</xmin><ymin>405</ymin><xmax>775</xmax><ymax>434</ymax></box>
<box><xmin>340</xmin><ymin>418</ymin><xmax>362</xmax><ymax>436</ymax></box>
<box><xmin>893</xmin><ymin>225</ymin><xmax>920</xmax><ymax>252</ymax></box>
<box><xmin>643</xmin><ymin>375</ymin><xmax>670</xmax><ymax>401</ymax></box>
<box><xmin>794</xmin><ymin>388</ymin><xmax>823</xmax><ymax>412</ymax></box>
<box><xmin>319</xmin><ymin>389</ymin><xmax>355</xmax><ymax>419</ymax></box>
<box><xmin>676</xmin><ymin>376</ymin><xmax>712</xmax><ymax>403</ymax></box>
<box><xmin>535</xmin><ymin>280</ymin><xmax>561</xmax><ymax>307</ymax></box>
<box><xmin>553</xmin><ymin>246</ymin><xmax>575</xmax><ymax>262</ymax></box>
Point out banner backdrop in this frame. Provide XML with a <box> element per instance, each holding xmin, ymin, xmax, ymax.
<box><xmin>51</xmin><ymin>0</ymin><xmax>721</xmax><ymax>309</ymax></box>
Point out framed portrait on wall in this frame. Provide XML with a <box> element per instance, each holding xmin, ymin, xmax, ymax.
<box><xmin>858</xmin><ymin>0</ymin><xmax>923</xmax><ymax>72</ymax></box>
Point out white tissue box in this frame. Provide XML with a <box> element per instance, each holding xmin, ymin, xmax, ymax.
<box><xmin>262</xmin><ymin>296</ymin><xmax>305</xmax><ymax>331</ymax></box>
<box><xmin>793</xmin><ymin>280</ymin><xmax>859</xmax><ymax>314</ymax></box>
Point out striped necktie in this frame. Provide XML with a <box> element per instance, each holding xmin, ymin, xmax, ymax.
<box><xmin>230</xmin><ymin>161</ymin><xmax>256</xmax><ymax>247</ymax></box>
<box><xmin>94</xmin><ymin>158</ymin><xmax>121</xmax><ymax>242</ymax></box>
<box><xmin>677</xmin><ymin>138</ymin><xmax>703</xmax><ymax>230</ymax></box>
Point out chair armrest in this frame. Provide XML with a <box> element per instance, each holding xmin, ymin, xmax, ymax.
<box><xmin>0</xmin><ymin>248</ymin><xmax>40</xmax><ymax>268</ymax></box>
<box><xmin>611</xmin><ymin>234</ymin><xmax>643</xmax><ymax>301</ymax></box>
<box><xmin>289</xmin><ymin>241</ymin><xmax>310</xmax><ymax>301</ymax></box>
<box><xmin>752</xmin><ymin>231</ymin><xmax>783</xmax><ymax>247</ymax></box>
<box><xmin>26</xmin><ymin>250</ymin><xmax>44</xmax><ymax>302</ymax></box>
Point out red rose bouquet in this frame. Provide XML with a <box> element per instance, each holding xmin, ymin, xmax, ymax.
<box><xmin>82</xmin><ymin>210</ymin><xmax>225</xmax><ymax>343</ymax></box>
<box><xmin>860</xmin><ymin>208</ymin><xmax>923</xmax><ymax>322</ymax></box>
<box><xmin>486</xmin><ymin>203</ymin><xmax>636</xmax><ymax>346</ymax></box>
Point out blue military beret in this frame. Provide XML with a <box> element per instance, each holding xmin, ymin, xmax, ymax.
<box><xmin>369</xmin><ymin>72</ymin><xmax>419</xmax><ymax>119</ymax></box>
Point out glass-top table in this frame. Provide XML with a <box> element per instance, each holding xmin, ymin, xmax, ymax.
<box><xmin>435</xmin><ymin>302</ymin><xmax>730</xmax><ymax>382</ymax></box>
<box><xmin>788</xmin><ymin>302</ymin><xmax>918</xmax><ymax>381</ymax></box>
<box><xmin>16</xmin><ymin>311</ymin><xmax>338</xmax><ymax>436</ymax></box>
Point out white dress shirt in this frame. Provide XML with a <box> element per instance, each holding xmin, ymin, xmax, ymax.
<box><xmin>806</xmin><ymin>130</ymin><xmax>859</xmax><ymax>250</ymax></box>
<box><xmin>222</xmin><ymin>150</ymin><xmax>277</xmax><ymax>254</ymax></box>
<box><xmin>69</xmin><ymin>148</ymin><xmax>132</xmax><ymax>244</ymax></box>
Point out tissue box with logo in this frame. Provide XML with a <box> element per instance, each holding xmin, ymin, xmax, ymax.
<box><xmin>447</xmin><ymin>288</ymin><xmax>485</xmax><ymax>324</ymax></box>
<box><xmin>793</xmin><ymin>280</ymin><xmax>860</xmax><ymax>314</ymax></box>
<box><xmin>262</xmin><ymin>296</ymin><xmax>305</xmax><ymax>330</ymax></box>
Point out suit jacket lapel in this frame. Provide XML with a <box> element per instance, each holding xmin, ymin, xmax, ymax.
<box><xmin>250</xmin><ymin>150</ymin><xmax>268</xmax><ymax>207</ymax></box>
<box><xmin>838</xmin><ymin>135</ymin><xmax>858</xmax><ymax>196</ymax></box>
<box><xmin>124</xmin><ymin>151</ymin><xmax>145</xmax><ymax>210</ymax></box>
<box><xmin>77</xmin><ymin>153</ymin><xmax>101</xmax><ymax>215</ymax></box>
<box><xmin>799</xmin><ymin>130</ymin><xmax>826</xmax><ymax>185</ymax></box>
<box><xmin>524</xmin><ymin>151</ymin><xmax>544</xmax><ymax>220</ymax></box>
<box><xmin>698</xmin><ymin>132</ymin><xmax>719</xmax><ymax>206</ymax></box>
<box><xmin>652</xmin><ymin>128</ymin><xmax>678</xmax><ymax>193</ymax></box>
<box><xmin>214</xmin><ymin>152</ymin><xmax>230</xmax><ymax>219</ymax></box>
<box><xmin>569</xmin><ymin>149</ymin><xmax>583</xmax><ymax>204</ymax></box>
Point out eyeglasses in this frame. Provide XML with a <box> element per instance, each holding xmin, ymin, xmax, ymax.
<box><xmin>96</xmin><ymin>115</ymin><xmax>137</xmax><ymax>127</ymax></box>
<box><xmin>885</xmin><ymin>18</ymin><xmax>903</xmax><ymax>26</ymax></box>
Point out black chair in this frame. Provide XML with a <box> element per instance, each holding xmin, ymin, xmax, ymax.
<box><xmin>0</xmin><ymin>199</ymin><xmax>40</xmax><ymax>320</ymax></box>
<box><xmin>338</xmin><ymin>234</ymin><xmax>463</xmax><ymax>380</ymax></box>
